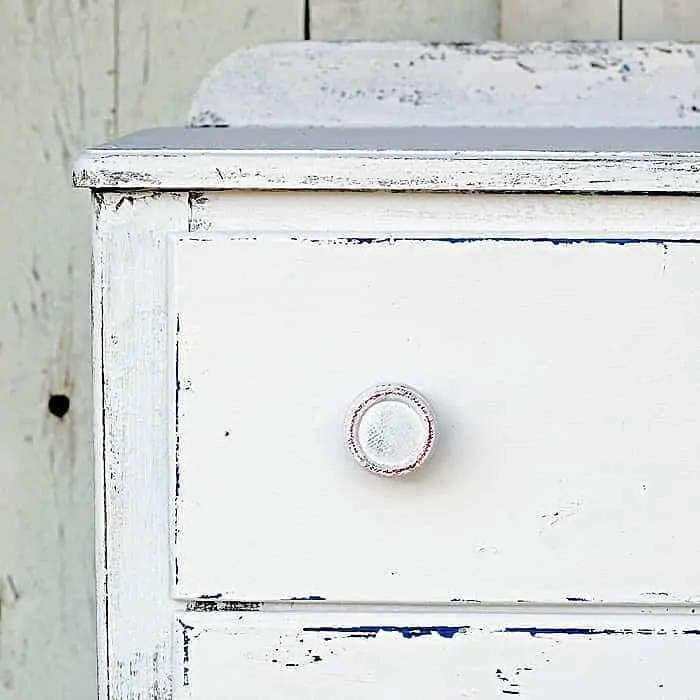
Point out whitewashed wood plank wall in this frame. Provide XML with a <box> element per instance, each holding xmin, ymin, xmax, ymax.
<box><xmin>2</xmin><ymin>1</ymin><xmax>700</xmax><ymax>699</ymax></box>
<box><xmin>0</xmin><ymin>6</ymin><xmax>302</xmax><ymax>700</ymax></box>
<box><xmin>314</xmin><ymin>0</ymin><xmax>700</xmax><ymax>40</ymax></box>
<box><xmin>311</xmin><ymin>0</ymin><xmax>500</xmax><ymax>40</ymax></box>
<box><xmin>501</xmin><ymin>0</ymin><xmax>620</xmax><ymax>40</ymax></box>
<box><xmin>624</xmin><ymin>0</ymin><xmax>700</xmax><ymax>39</ymax></box>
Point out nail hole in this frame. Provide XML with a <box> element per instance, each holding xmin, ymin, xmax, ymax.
<box><xmin>48</xmin><ymin>394</ymin><xmax>70</xmax><ymax>418</ymax></box>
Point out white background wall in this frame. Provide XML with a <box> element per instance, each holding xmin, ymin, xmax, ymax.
<box><xmin>1</xmin><ymin>1</ymin><xmax>700</xmax><ymax>698</ymax></box>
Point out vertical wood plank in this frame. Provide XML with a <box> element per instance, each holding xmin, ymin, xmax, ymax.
<box><xmin>310</xmin><ymin>0</ymin><xmax>500</xmax><ymax>41</ymax></box>
<box><xmin>117</xmin><ymin>0</ymin><xmax>305</xmax><ymax>134</ymax></box>
<box><xmin>0</xmin><ymin>2</ymin><xmax>114</xmax><ymax>700</ymax></box>
<box><xmin>623</xmin><ymin>0</ymin><xmax>700</xmax><ymax>39</ymax></box>
<box><xmin>501</xmin><ymin>0</ymin><xmax>620</xmax><ymax>40</ymax></box>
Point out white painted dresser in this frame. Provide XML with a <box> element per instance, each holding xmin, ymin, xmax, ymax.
<box><xmin>75</xmin><ymin>43</ymin><xmax>700</xmax><ymax>699</ymax></box>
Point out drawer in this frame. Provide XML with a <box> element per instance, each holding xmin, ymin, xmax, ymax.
<box><xmin>172</xmin><ymin>234</ymin><xmax>700</xmax><ymax>603</ymax></box>
<box><xmin>175</xmin><ymin>611</ymin><xmax>700</xmax><ymax>699</ymax></box>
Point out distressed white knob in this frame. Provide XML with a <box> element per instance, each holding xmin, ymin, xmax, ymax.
<box><xmin>346</xmin><ymin>384</ymin><xmax>436</xmax><ymax>477</ymax></box>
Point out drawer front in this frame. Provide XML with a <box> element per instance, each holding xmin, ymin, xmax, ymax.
<box><xmin>172</xmin><ymin>235</ymin><xmax>700</xmax><ymax>603</ymax></box>
<box><xmin>175</xmin><ymin>612</ymin><xmax>700</xmax><ymax>699</ymax></box>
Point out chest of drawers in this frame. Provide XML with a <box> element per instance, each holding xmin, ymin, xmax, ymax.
<box><xmin>75</xmin><ymin>124</ymin><xmax>700</xmax><ymax>698</ymax></box>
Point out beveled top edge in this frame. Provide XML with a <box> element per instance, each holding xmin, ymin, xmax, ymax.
<box><xmin>85</xmin><ymin>126</ymin><xmax>700</xmax><ymax>155</ymax></box>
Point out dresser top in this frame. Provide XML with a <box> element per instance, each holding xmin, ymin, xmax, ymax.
<box><xmin>74</xmin><ymin>126</ymin><xmax>700</xmax><ymax>193</ymax></box>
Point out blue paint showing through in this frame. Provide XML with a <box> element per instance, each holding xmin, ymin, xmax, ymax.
<box><xmin>304</xmin><ymin>625</ymin><xmax>700</xmax><ymax>640</ymax></box>
<box><xmin>303</xmin><ymin>625</ymin><xmax>467</xmax><ymax>639</ymax></box>
<box><xmin>288</xmin><ymin>596</ymin><xmax>327</xmax><ymax>601</ymax></box>
<box><xmin>293</xmin><ymin>236</ymin><xmax>698</xmax><ymax>246</ymax></box>
<box><xmin>504</xmin><ymin>627</ymin><xmax>638</xmax><ymax>637</ymax></box>
<box><xmin>173</xmin><ymin>314</ymin><xmax>181</xmax><ymax>586</ymax></box>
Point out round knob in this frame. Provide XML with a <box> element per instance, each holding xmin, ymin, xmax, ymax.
<box><xmin>346</xmin><ymin>384</ymin><xmax>436</xmax><ymax>477</ymax></box>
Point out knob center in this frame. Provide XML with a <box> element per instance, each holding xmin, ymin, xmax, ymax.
<box><xmin>357</xmin><ymin>399</ymin><xmax>427</xmax><ymax>468</ymax></box>
<box><xmin>346</xmin><ymin>383</ymin><xmax>436</xmax><ymax>477</ymax></box>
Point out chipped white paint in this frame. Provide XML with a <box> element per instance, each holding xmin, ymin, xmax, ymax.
<box><xmin>623</xmin><ymin>0</ymin><xmax>700</xmax><ymax>40</ymax></box>
<box><xmin>310</xmin><ymin>0</ymin><xmax>500</xmax><ymax>41</ymax></box>
<box><xmin>5</xmin><ymin>3</ymin><xmax>700</xmax><ymax>696</ymax></box>
<box><xmin>190</xmin><ymin>191</ymin><xmax>700</xmax><ymax>237</ymax></box>
<box><xmin>174</xmin><ymin>233</ymin><xmax>700</xmax><ymax>603</ymax></box>
<box><xmin>82</xmin><ymin>41</ymin><xmax>700</xmax><ymax>700</ymax></box>
<box><xmin>74</xmin><ymin>125</ymin><xmax>700</xmax><ymax>192</ymax></box>
<box><xmin>175</xmin><ymin>611</ymin><xmax>700</xmax><ymax>699</ymax></box>
<box><xmin>95</xmin><ymin>191</ymin><xmax>190</xmax><ymax>700</ymax></box>
<box><xmin>190</xmin><ymin>42</ymin><xmax>700</xmax><ymax>128</ymax></box>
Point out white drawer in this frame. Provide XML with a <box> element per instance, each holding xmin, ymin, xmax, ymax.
<box><xmin>175</xmin><ymin>611</ymin><xmax>700</xmax><ymax>699</ymax></box>
<box><xmin>172</xmin><ymin>234</ymin><xmax>700</xmax><ymax>604</ymax></box>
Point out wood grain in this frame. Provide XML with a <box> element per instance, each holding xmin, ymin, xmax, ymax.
<box><xmin>502</xmin><ymin>0</ymin><xmax>620</xmax><ymax>39</ymax></box>
<box><xmin>96</xmin><ymin>192</ymin><xmax>190</xmax><ymax>700</ymax></box>
<box><xmin>623</xmin><ymin>0</ymin><xmax>700</xmax><ymax>39</ymax></box>
<box><xmin>0</xmin><ymin>5</ymin><xmax>305</xmax><ymax>700</ymax></box>
<box><xmin>117</xmin><ymin>0</ymin><xmax>305</xmax><ymax>133</ymax></box>
<box><xmin>0</xmin><ymin>2</ymin><xmax>113</xmax><ymax>699</ymax></box>
<box><xmin>310</xmin><ymin>0</ymin><xmax>499</xmax><ymax>40</ymax></box>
